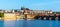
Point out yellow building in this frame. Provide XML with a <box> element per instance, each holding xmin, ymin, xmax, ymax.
<box><xmin>4</xmin><ymin>13</ymin><xmax>16</xmax><ymax>20</ymax></box>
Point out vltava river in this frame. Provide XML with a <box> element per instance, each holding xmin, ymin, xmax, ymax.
<box><xmin>0</xmin><ymin>20</ymin><xmax>60</xmax><ymax>27</ymax></box>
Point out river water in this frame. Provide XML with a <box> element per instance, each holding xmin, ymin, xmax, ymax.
<box><xmin>0</xmin><ymin>20</ymin><xmax>60</xmax><ymax>27</ymax></box>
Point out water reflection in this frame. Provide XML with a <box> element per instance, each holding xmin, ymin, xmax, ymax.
<box><xmin>24</xmin><ymin>20</ymin><xmax>60</xmax><ymax>27</ymax></box>
<box><xmin>2</xmin><ymin>20</ymin><xmax>60</xmax><ymax>27</ymax></box>
<box><xmin>15</xmin><ymin>20</ymin><xmax>24</xmax><ymax>27</ymax></box>
<box><xmin>4</xmin><ymin>20</ymin><xmax>16</xmax><ymax>27</ymax></box>
<box><xmin>0</xmin><ymin>20</ymin><xmax>4</xmax><ymax>27</ymax></box>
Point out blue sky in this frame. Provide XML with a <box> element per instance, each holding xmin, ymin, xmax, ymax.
<box><xmin>0</xmin><ymin>0</ymin><xmax>60</xmax><ymax>12</ymax></box>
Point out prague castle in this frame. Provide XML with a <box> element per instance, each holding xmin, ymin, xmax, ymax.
<box><xmin>0</xmin><ymin>7</ymin><xmax>60</xmax><ymax>20</ymax></box>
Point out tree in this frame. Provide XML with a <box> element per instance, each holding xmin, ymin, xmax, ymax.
<box><xmin>0</xmin><ymin>13</ymin><xmax>4</xmax><ymax>18</ymax></box>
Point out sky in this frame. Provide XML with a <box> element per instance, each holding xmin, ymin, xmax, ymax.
<box><xmin>0</xmin><ymin>0</ymin><xmax>60</xmax><ymax>12</ymax></box>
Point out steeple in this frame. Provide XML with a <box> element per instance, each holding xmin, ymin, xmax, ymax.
<box><xmin>21</xmin><ymin>6</ymin><xmax>25</xmax><ymax>10</ymax></box>
<box><xmin>21</xmin><ymin>6</ymin><xmax>29</xmax><ymax>10</ymax></box>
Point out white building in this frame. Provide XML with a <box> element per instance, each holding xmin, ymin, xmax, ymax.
<box><xmin>32</xmin><ymin>10</ymin><xmax>52</xmax><ymax>14</ymax></box>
